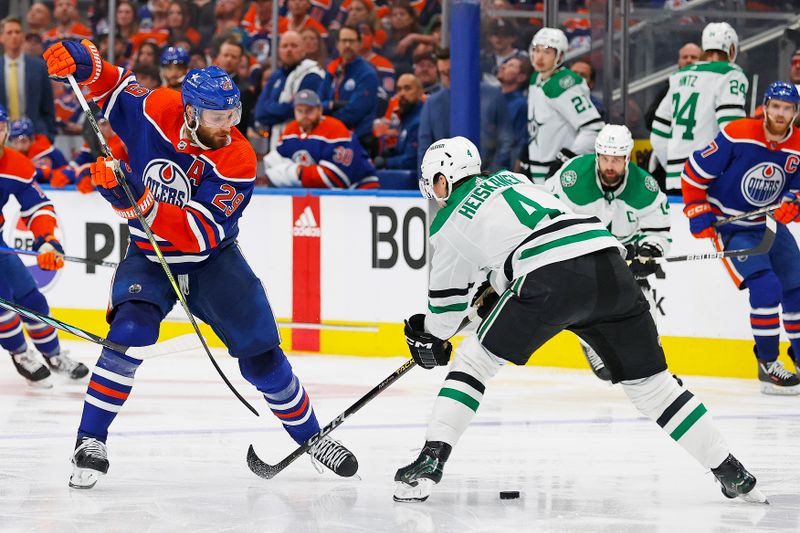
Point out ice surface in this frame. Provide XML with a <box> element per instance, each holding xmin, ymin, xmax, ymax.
<box><xmin>1</xmin><ymin>341</ymin><xmax>799</xmax><ymax>532</ymax></box>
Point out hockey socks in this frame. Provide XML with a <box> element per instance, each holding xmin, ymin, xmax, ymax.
<box><xmin>622</xmin><ymin>370</ymin><xmax>729</xmax><ymax>469</ymax></box>
<box><xmin>426</xmin><ymin>336</ymin><xmax>504</xmax><ymax>445</ymax></box>
<box><xmin>78</xmin><ymin>348</ymin><xmax>140</xmax><ymax>442</ymax></box>
<box><xmin>238</xmin><ymin>350</ymin><xmax>320</xmax><ymax>444</ymax></box>
<box><xmin>0</xmin><ymin>309</ymin><xmax>26</xmax><ymax>353</ymax></box>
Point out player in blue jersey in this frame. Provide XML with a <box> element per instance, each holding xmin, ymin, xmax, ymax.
<box><xmin>682</xmin><ymin>81</ymin><xmax>800</xmax><ymax>395</ymax></box>
<box><xmin>0</xmin><ymin>105</ymin><xmax>89</xmax><ymax>387</ymax></box>
<box><xmin>44</xmin><ymin>38</ymin><xmax>358</xmax><ymax>489</ymax></box>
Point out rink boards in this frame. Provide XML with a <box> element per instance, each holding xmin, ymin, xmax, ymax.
<box><xmin>2</xmin><ymin>188</ymin><xmax>797</xmax><ymax>378</ymax></box>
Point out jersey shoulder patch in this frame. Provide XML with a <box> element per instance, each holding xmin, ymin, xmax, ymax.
<box><xmin>558</xmin><ymin>154</ymin><xmax>602</xmax><ymax>205</ymax></box>
<box><xmin>203</xmin><ymin>130</ymin><xmax>257</xmax><ymax>181</ymax></box>
<box><xmin>542</xmin><ymin>68</ymin><xmax>585</xmax><ymax>99</ymax></box>
<box><xmin>618</xmin><ymin>164</ymin><xmax>660</xmax><ymax>209</ymax></box>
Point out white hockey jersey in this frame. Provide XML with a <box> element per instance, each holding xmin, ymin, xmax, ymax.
<box><xmin>424</xmin><ymin>170</ymin><xmax>624</xmax><ymax>340</ymax></box>
<box><xmin>546</xmin><ymin>154</ymin><xmax>671</xmax><ymax>253</ymax></box>
<box><xmin>527</xmin><ymin>67</ymin><xmax>604</xmax><ymax>184</ymax></box>
<box><xmin>650</xmin><ymin>61</ymin><xmax>748</xmax><ymax>190</ymax></box>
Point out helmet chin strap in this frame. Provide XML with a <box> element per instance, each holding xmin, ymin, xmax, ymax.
<box><xmin>184</xmin><ymin>110</ymin><xmax>214</xmax><ymax>150</ymax></box>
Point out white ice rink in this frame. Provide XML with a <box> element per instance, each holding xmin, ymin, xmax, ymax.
<box><xmin>1</xmin><ymin>340</ymin><xmax>799</xmax><ymax>532</ymax></box>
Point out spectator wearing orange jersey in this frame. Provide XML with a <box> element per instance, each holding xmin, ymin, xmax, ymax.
<box><xmin>215</xmin><ymin>0</ymin><xmax>249</xmax><ymax>45</ymax></box>
<box><xmin>43</xmin><ymin>0</ymin><xmax>92</xmax><ymax>47</ymax></box>
<box><xmin>279</xmin><ymin>0</ymin><xmax>329</xmax><ymax>40</ymax></box>
<box><xmin>335</xmin><ymin>0</ymin><xmax>426</xmax><ymax>30</ymax></box>
<box><xmin>243</xmin><ymin>0</ymin><xmax>274</xmax><ymax>37</ymax></box>
<box><xmin>345</xmin><ymin>0</ymin><xmax>388</xmax><ymax>48</ymax></box>
<box><xmin>166</xmin><ymin>1</ymin><xmax>201</xmax><ymax>46</ymax></box>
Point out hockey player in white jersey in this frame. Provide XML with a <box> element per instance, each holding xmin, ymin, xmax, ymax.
<box><xmin>650</xmin><ymin>22</ymin><xmax>748</xmax><ymax>193</ymax></box>
<box><xmin>548</xmin><ymin>125</ymin><xmax>671</xmax><ymax>380</ymax></box>
<box><xmin>394</xmin><ymin>136</ymin><xmax>765</xmax><ymax>505</ymax></box>
<box><xmin>524</xmin><ymin>27</ymin><xmax>604</xmax><ymax>183</ymax></box>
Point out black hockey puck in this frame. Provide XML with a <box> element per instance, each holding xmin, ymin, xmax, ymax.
<box><xmin>499</xmin><ymin>491</ymin><xmax>520</xmax><ymax>500</ymax></box>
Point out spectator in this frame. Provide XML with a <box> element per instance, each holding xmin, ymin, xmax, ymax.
<box><xmin>52</xmin><ymin>80</ymin><xmax>83</xmax><ymax>136</ymax></box>
<box><xmin>301</xmin><ymin>27</ymin><xmax>328</xmax><ymax>68</ymax></box>
<box><xmin>43</xmin><ymin>0</ymin><xmax>92</xmax><ymax>47</ymax></box>
<box><xmin>134</xmin><ymin>41</ymin><xmax>162</xmax><ymax>68</ymax></box>
<box><xmin>345</xmin><ymin>0</ymin><xmax>388</xmax><ymax>48</ymax></box>
<box><xmin>189</xmin><ymin>48</ymin><xmax>208</xmax><ymax>70</ymax></box>
<box><xmin>160</xmin><ymin>46</ymin><xmax>189</xmax><ymax>91</ymax></box>
<box><xmin>417</xmin><ymin>47</ymin><xmax>513</xmax><ymax>172</ymax></box>
<box><xmin>374</xmin><ymin>73</ymin><xmax>424</xmax><ymax>170</ymax></box>
<box><xmin>359</xmin><ymin>22</ymin><xmax>396</xmax><ymax>116</ymax></box>
<box><xmin>25</xmin><ymin>3</ymin><xmax>51</xmax><ymax>36</ymax></box>
<box><xmin>255</xmin><ymin>30</ymin><xmax>329</xmax><ymax>149</ymax></box>
<box><xmin>497</xmin><ymin>56</ymin><xmax>531</xmax><ymax>169</ymax></box>
<box><xmin>382</xmin><ymin>2</ymin><xmax>422</xmax><ymax>75</ymax></box>
<box><xmin>213</xmin><ymin>37</ymin><xmax>257</xmax><ymax>135</ymax></box>
<box><xmin>279</xmin><ymin>0</ymin><xmax>329</xmax><ymax>40</ymax></box>
<box><xmin>24</xmin><ymin>33</ymin><xmax>44</xmax><ymax>58</ymax></box>
<box><xmin>412</xmin><ymin>49</ymin><xmax>439</xmax><ymax>94</ymax></box>
<box><xmin>0</xmin><ymin>17</ymin><xmax>56</xmax><ymax>140</ymax></box>
<box><xmin>138</xmin><ymin>0</ymin><xmax>170</xmax><ymax>31</ymax></box>
<box><xmin>97</xmin><ymin>31</ymin><xmax>132</xmax><ymax>67</ymax></box>
<box><xmin>166</xmin><ymin>1</ymin><xmax>201</xmax><ymax>46</ymax></box>
<box><xmin>481</xmin><ymin>20</ymin><xmax>527</xmax><ymax>78</ymax></box>
<box><xmin>265</xmin><ymin>89</ymin><xmax>379</xmax><ymax>189</ymax></box>
<box><xmin>214</xmin><ymin>0</ymin><xmax>248</xmax><ymax>44</ymax></box>
<box><xmin>242</xmin><ymin>0</ymin><xmax>274</xmax><ymax>37</ymax></box>
<box><xmin>790</xmin><ymin>48</ymin><xmax>800</xmax><ymax>89</ymax></box>
<box><xmin>645</xmin><ymin>42</ymin><xmax>701</xmax><ymax>129</ymax></box>
<box><xmin>324</xmin><ymin>25</ymin><xmax>379</xmax><ymax>155</ymax></box>
<box><xmin>189</xmin><ymin>0</ymin><xmax>216</xmax><ymax>46</ymax></box>
<box><xmin>570</xmin><ymin>59</ymin><xmax>605</xmax><ymax>119</ymax></box>
<box><xmin>132</xmin><ymin>64</ymin><xmax>162</xmax><ymax>90</ymax></box>
<box><xmin>8</xmin><ymin>117</ymin><xmax>71</xmax><ymax>186</ymax></box>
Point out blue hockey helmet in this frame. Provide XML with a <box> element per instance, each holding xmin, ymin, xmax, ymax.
<box><xmin>182</xmin><ymin>66</ymin><xmax>241</xmax><ymax>129</ymax></box>
<box><xmin>9</xmin><ymin>117</ymin><xmax>35</xmax><ymax>140</ymax></box>
<box><xmin>160</xmin><ymin>46</ymin><xmax>190</xmax><ymax>66</ymax></box>
<box><xmin>763</xmin><ymin>81</ymin><xmax>800</xmax><ymax>107</ymax></box>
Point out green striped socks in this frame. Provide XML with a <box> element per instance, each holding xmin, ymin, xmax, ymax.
<box><xmin>426</xmin><ymin>370</ymin><xmax>487</xmax><ymax>445</ymax></box>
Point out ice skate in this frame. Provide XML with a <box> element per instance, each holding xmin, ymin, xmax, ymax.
<box><xmin>711</xmin><ymin>454</ymin><xmax>768</xmax><ymax>504</ymax></box>
<box><xmin>757</xmin><ymin>359</ymin><xmax>800</xmax><ymax>395</ymax></box>
<box><xmin>393</xmin><ymin>441</ymin><xmax>451</xmax><ymax>503</ymax></box>
<box><xmin>580</xmin><ymin>343</ymin><xmax>611</xmax><ymax>381</ymax></box>
<box><xmin>45</xmin><ymin>350</ymin><xmax>89</xmax><ymax>380</ymax></box>
<box><xmin>308</xmin><ymin>436</ymin><xmax>358</xmax><ymax>477</ymax></box>
<box><xmin>69</xmin><ymin>437</ymin><xmax>109</xmax><ymax>489</ymax></box>
<box><xmin>10</xmin><ymin>348</ymin><xmax>52</xmax><ymax>388</ymax></box>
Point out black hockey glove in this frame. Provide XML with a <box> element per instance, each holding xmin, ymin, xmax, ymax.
<box><xmin>548</xmin><ymin>149</ymin><xmax>577</xmax><ymax>177</ymax></box>
<box><xmin>628</xmin><ymin>243</ymin><xmax>663</xmax><ymax>280</ymax></box>
<box><xmin>404</xmin><ymin>314</ymin><xmax>452</xmax><ymax>369</ymax></box>
<box><xmin>471</xmin><ymin>280</ymin><xmax>499</xmax><ymax>320</ymax></box>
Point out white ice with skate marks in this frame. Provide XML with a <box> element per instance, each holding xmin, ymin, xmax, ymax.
<box><xmin>0</xmin><ymin>341</ymin><xmax>799</xmax><ymax>532</ymax></box>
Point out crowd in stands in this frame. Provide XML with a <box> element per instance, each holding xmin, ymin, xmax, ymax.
<box><xmin>0</xmin><ymin>1</ymin><xmax>796</xmax><ymax>190</ymax></box>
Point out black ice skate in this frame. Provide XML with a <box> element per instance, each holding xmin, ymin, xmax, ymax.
<box><xmin>10</xmin><ymin>349</ymin><xmax>52</xmax><ymax>388</ymax></box>
<box><xmin>393</xmin><ymin>441</ymin><xmax>452</xmax><ymax>502</ymax></box>
<box><xmin>69</xmin><ymin>437</ymin><xmax>109</xmax><ymax>489</ymax></box>
<box><xmin>45</xmin><ymin>350</ymin><xmax>90</xmax><ymax>379</ymax></box>
<box><xmin>711</xmin><ymin>454</ymin><xmax>768</xmax><ymax>504</ymax></box>
<box><xmin>580</xmin><ymin>343</ymin><xmax>611</xmax><ymax>381</ymax></box>
<box><xmin>757</xmin><ymin>359</ymin><xmax>800</xmax><ymax>395</ymax></box>
<box><xmin>308</xmin><ymin>436</ymin><xmax>358</xmax><ymax>477</ymax></box>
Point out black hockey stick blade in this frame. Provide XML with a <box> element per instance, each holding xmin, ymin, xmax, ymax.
<box><xmin>247</xmin><ymin>358</ymin><xmax>417</xmax><ymax>479</ymax></box>
<box><xmin>0</xmin><ymin>245</ymin><xmax>117</xmax><ymax>268</ymax></box>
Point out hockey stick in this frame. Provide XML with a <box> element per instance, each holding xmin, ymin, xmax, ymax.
<box><xmin>639</xmin><ymin>214</ymin><xmax>776</xmax><ymax>264</ymax></box>
<box><xmin>712</xmin><ymin>203</ymin><xmax>783</xmax><ymax>227</ymax></box>
<box><xmin>0</xmin><ymin>245</ymin><xmax>117</xmax><ymax>268</ymax></box>
<box><xmin>247</xmin><ymin>308</ymin><xmax>481</xmax><ymax>480</ymax></box>
<box><xmin>66</xmin><ymin>75</ymin><xmax>258</xmax><ymax>416</ymax></box>
<box><xmin>0</xmin><ymin>296</ymin><xmax>201</xmax><ymax>359</ymax></box>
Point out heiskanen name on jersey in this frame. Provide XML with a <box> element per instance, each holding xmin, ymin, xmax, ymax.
<box><xmin>425</xmin><ymin>163</ymin><xmax>623</xmax><ymax>341</ymax></box>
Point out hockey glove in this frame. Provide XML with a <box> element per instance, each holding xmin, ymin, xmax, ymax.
<box><xmin>32</xmin><ymin>235</ymin><xmax>65</xmax><ymax>271</ymax></box>
<box><xmin>50</xmin><ymin>168</ymin><xmax>75</xmax><ymax>188</ymax></box>
<box><xmin>76</xmin><ymin>173</ymin><xmax>95</xmax><ymax>194</ymax></box>
<box><xmin>471</xmin><ymin>280</ymin><xmax>499</xmax><ymax>320</ymax></box>
<box><xmin>628</xmin><ymin>243</ymin><xmax>663</xmax><ymax>280</ymax></box>
<box><xmin>43</xmin><ymin>39</ymin><xmax>103</xmax><ymax>84</ymax></box>
<box><xmin>90</xmin><ymin>157</ymin><xmax>155</xmax><ymax>220</ymax></box>
<box><xmin>683</xmin><ymin>202</ymin><xmax>717</xmax><ymax>239</ymax></box>
<box><xmin>404</xmin><ymin>313</ymin><xmax>452</xmax><ymax>369</ymax></box>
<box><xmin>774</xmin><ymin>191</ymin><xmax>800</xmax><ymax>224</ymax></box>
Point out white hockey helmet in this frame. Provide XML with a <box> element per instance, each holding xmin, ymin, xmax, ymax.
<box><xmin>595</xmin><ymin>124</ymin><xmax>634</xmax><ymax>160</ymax></box>
<box><xmin>529</xmin><ymin>27</ymin><xmax>568</xmax><ymax>67</ymax></box>
<box><xmin>702</xmin><ymin>22</ymin><xmax>738</xmax><ymax>62</ymax></box>
<box><xmin>419</xmin><ymin>136</ymin><xmax>482</xmax><ymax>202</ymax></box>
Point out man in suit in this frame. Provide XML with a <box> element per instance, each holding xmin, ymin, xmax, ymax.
<box><xmin>1</xmin><ymin>17</ymin><xmax>57</xmax><ymax>141</ymax></box>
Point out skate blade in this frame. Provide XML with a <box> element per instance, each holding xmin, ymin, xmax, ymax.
<box><xmin>27</xmin><ymin>377</ymin><xmax>53</xmax><ymax>389</ymax></box>
<box><xmin>393</xmin><ymin>479</ymin><xmax>433</xmax><ymax>503</ymax></box>
<box><xmin>69</xmin><ymin>467</ymin><xmax>103</xmax><ymax>489</ymax></box>
<box><xmin>740</xmin><ymin>488</ymin><xmax>769</xmax><ymax>504</ymax></box>
<box><xmin>760</xmin><ymin>382</ymin><xmax>800</xmax><ymax>395</ymax></box>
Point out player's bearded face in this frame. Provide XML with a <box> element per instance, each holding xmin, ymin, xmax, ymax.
<box><xmin>294</xmin><ymin>104</ymin><xmax>322</xmax><ymax>132</ymax></box>
<box><xmin>186</xmin><ymin>105</ymin><xmax>240</xmax><ymax>149</ymax></box>
<box><xmin>597</xmin><ymin>154</ymin><xmax>626</xmax><ymax>186</ymax></box>
<box><xmin>764</xmin><ymin>100</ymin><xmax>797</xmax><ymax>137</ymax></box>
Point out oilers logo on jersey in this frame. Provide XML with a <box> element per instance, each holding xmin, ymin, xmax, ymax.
<box><xmin>141</xmin><ymin>159</ymin><xmax>190</xmax><ymax>207</ymax></box>
<box><xmin>740</xmin><ymin>162</ymin><xmax>785</xmax><ymax>206</ymax></box>
<box><xmin>292</xmin><ymin>149</ymin><xmax>314</xmax><ymax>166</ymax></box>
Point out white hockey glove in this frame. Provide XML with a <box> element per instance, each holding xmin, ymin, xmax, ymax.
<box><xmin>263</xmin><ymin>150</ymin><xmax>301</xmax><ymax>188</ymax></box>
